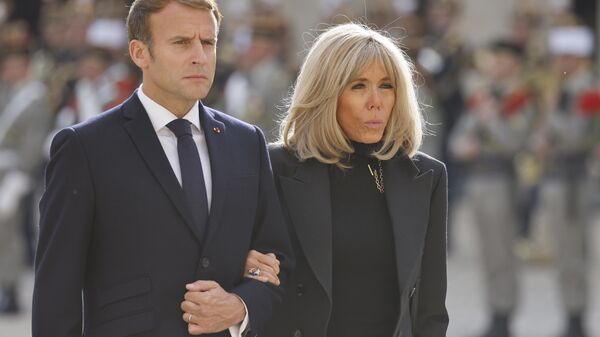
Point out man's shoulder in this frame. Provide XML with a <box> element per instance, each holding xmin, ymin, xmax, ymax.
<box><xmin>64</xmin><ymin>113</ymin><xmax>117</xmax><ymax>147</ymax></box>
<box><xmin>47</xmin><ymin>103</ymin><xmax>126</xmax><ymax>158</ymax></box>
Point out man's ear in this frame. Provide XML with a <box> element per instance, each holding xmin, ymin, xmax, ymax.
<box><xmin>129</xmin><ymin>39</ymin><xmax>150</xmax><ymax>69</ymax></box>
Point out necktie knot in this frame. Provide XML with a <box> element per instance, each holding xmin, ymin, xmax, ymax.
<box><xmin>167</xmin><ymin>119</ymin><xmax>193</xmax><ymax>138</ymax></box>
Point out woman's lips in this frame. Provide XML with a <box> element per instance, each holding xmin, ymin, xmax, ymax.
<box><xmin>365</xmin><ymin>120</ymin><xmax>384</xmax><ymax>128</ymax></box>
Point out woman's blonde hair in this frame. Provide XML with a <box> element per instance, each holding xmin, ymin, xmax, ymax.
<box><xmin>279</xmin><ymin>23</ymin><xmax>423</xmax><ymax>167</ymax></box>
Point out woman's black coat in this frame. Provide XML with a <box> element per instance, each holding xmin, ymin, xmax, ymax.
<box><xmin>263</xmin><ymin>145</ymin><xmax>449</xmax><ymax>337</ymax></box>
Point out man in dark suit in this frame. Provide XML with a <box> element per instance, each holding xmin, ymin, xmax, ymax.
<box><xmin>32</xmin><ymin>1</ymin><xmax>293</xmax><ymax>336</ymax></box>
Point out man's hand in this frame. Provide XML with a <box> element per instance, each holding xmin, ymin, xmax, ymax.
<box><xmin>181</xmin><ymin>280</ymin><xmax>246</xmax><ymax>335</ymax></box>
<box><xmin>244</xmin><ymin>250</ymin><xmax>281</xmax><ymax>286</ymax></box>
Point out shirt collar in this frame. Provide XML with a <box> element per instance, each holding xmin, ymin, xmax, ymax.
<box><xmin>137</xmin><ymin>85</ymin><xmax>202</xmax><ymax>133</ymax></box>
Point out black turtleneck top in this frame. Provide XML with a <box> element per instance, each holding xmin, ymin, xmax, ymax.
<box><xmin>326</xmin><ymin>141</ymin><xmax>400</xmax><ymax>337</ymax></box>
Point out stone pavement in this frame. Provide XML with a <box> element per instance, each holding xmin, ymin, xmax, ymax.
<box><xmin>447</xmin><ymin>256</ymin><xmax>600</xmax><ymax>337</ymax></box>
<box><xmin>448</xmin><ymin>202</ymin><xmax>600</xmax><ymax>337</ymax></box>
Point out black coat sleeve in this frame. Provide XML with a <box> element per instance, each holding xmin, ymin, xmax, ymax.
<box><xmin>414</xmin><ymin>162</ymin><xmax>449</xmax><ymax>337</ymax></box>
<box><xmin>33</xmin><ymin>128</ymin><xmax>95</xmax><ymax>337</ymax></box>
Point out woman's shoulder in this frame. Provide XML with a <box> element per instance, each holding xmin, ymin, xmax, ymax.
<box><xmin>268</xmin><ymin>143</ymin><xmax>295</xmax><ymax>163</ymax></box>
<box><xmin>268</xmin><ymin>143</ymin><xmax>300</xmax><ymax>174</ymax></box>
<box><xmin>409</xmin><ymin>151</ymin><xmax>447</xmax><ymax>175</ymax></box>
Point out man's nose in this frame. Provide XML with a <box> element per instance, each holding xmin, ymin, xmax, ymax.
<box><xmin>191</xmin><ymin>41</ymin><xmax>208</xmax><ymax>65</ymax></box>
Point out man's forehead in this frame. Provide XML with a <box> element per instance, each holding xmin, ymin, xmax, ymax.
<box><xmin>149</xmin><ymin>6</ymin><xmax>218</xmax><ymax>38</ymax></box>
<box><xmin>151</xmin><ymin>3</ymin><xmax>217</xmax><ymax>22</ymax></box>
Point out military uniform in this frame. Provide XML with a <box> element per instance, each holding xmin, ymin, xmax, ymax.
<box><xmin>450</xmin><ymin>76</ymin><xmax>533</xmax><ymax>329</ymax></box>
<box><xmin>536</xmin><ymin>69</ymin><xmax>597</xmax><ymax>315</ymax></box>
<box><xmin>0</xmin><ymin>78</ymin><xmax>51</xmax><ymax>312</ymax></box>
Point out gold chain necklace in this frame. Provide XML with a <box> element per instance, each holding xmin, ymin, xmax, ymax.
<box><xmin>367</xmin><ymin>160</ymin><xmax>384</xmax><ymax>193</ymax></box>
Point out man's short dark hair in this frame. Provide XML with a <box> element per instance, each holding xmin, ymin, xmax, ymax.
<box><xmin>126</xmin><ymin>0</ymin><xmax>222</xmax><ymax>55</ymax></box>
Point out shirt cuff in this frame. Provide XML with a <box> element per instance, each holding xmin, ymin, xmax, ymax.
<box><xmin>227</xmin><ymin>296</ymin><xmax>249</xmax><ymax>337</ymax></box>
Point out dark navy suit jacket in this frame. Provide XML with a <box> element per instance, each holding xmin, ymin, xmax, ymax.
<box><xmin>33</xmin><ymin>93</ymin><xmax>293</xmax><ymax>337</ymax></box>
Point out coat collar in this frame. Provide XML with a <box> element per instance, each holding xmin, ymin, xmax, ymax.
<box><xmin>383</xmin><ymin>154</ymin><xmax>433</xmax><ymax>290</ymax></box>
<box><xmin>279</xmin><ymin>159</ymin><xmax>332</xmax><ymax>300</ymax></box>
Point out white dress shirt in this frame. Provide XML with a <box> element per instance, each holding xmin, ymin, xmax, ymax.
<box><xmin>137</xmin><ymin>87</ymin><xmax>212</xmax><ymax>209</ymax></box>
<box><xmin>137</xmin><ymin>87</ymin><xmax>249</xmax><ymax>336</ymax></box>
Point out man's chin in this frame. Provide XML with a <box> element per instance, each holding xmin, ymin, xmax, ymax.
<box><xmin>183</xmin><ymin>89</ymin><xmax>210</xmax><ymax>102</ymax></box>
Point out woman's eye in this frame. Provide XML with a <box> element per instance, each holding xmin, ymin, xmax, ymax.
<box><xmin>380</xmin><ymin>83</ymin><xmax>394</xmax><ymax>89</ymax></box>
<box><xmin>351</xmin><ymin>83</ymin><xmax>365</xmax><ymax>90</ymax></box>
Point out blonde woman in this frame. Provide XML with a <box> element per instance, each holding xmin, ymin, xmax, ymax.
<box><xmin>245</xmin><ymin>23</ymin><xmax>448</xmax><ymax>337</ymax></box>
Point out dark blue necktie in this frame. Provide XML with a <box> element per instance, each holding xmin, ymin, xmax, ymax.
<box><xmin>167</xmin><ymin>119</ymin><xmax>209</xmax><ymax>233</ymax></box>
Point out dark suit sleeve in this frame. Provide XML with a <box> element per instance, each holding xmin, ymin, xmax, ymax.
<box><xmin>230</xmin><ymin>127</ymin><xmax>295</xmax><ymax>335</ymax></box>
<box><xmin>33</xmin><ymin>128</ymin><xmax>94</xmax><ymax>337</ymax></box>
<box><xmin>414</xmin><ymin>163</ymin><xmax>449</xmax><ymax>337</ymax></box>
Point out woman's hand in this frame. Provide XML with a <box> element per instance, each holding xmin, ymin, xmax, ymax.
<box><xmin>244</xmin><ymin>249</ymin><xmax>281</xmax><ymax>286</ymax></box>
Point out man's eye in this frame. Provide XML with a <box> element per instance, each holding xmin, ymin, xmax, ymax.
<box><xmin>174</xmin><ymin>40</ymin><xmax>188</xmax><ymax>45</ymax></box>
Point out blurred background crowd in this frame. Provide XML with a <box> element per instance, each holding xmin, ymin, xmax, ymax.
<box><xmin>0</xmin><ymin>0</ymin><xmax>599</xmax><ymax>336</ymax></box>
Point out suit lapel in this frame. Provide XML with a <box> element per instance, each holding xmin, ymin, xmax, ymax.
<box><xmin>384</xmin><ymin>155</ymin><xmax>433</xmax><ymax>291</ymax></box>
<box><xmin>197</xmin><ymin>104</ymin><xmax>228</xmax><ymax>247</ymax></box>
<box><xmin>280</xmin><ymin>160</ymin><xmax>332</xmax><ymax>301</ymax></box>
<box><xmin>122</xmin><ymin>94</ymin><xmax>204</xmax><ymax>244</ymax></box>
